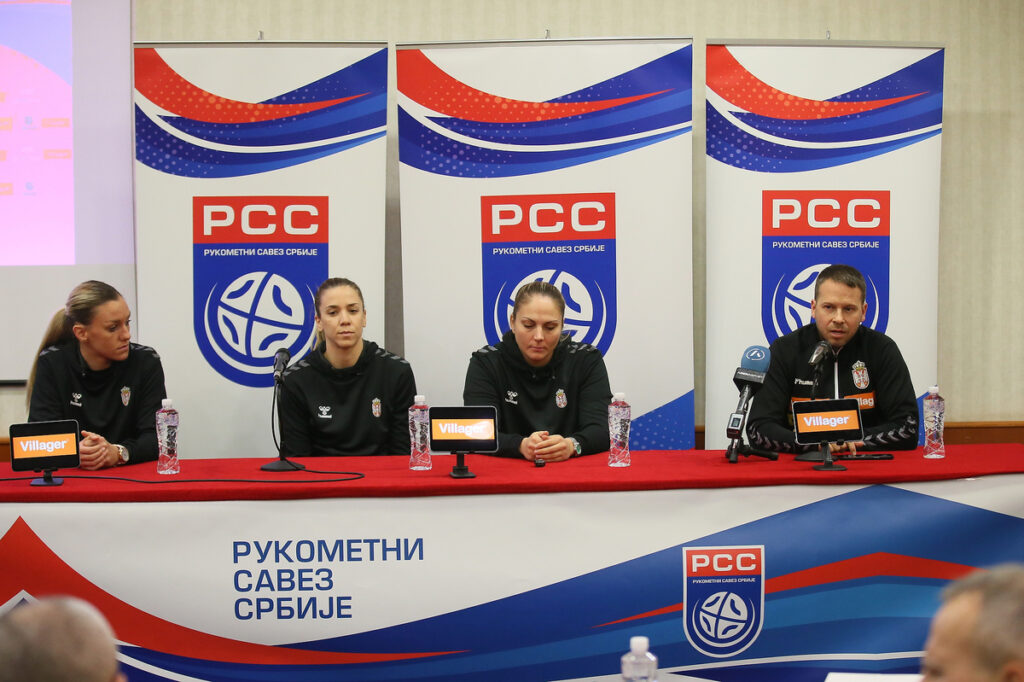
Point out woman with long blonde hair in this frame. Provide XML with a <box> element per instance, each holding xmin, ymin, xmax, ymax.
<box><xmin>27</xmin><ymin>281</ymin><xmax>166</xmax><ymax>469</ymax></box>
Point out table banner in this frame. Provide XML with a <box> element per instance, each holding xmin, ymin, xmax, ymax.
<box><xmin>133</xmin><ymin>43</ymin><xmax>388</xmax><ymax>459</ymax></box>
<box><xmin>704</xmin><ymin>43</ymin><xmax>943</xmax><ymax>449</ymax></box>
<box><xmin>1</xmin><ymin>475</ymin><xmax>1021</xmax><ymax>681</ymax></box>
<box><xmin>398</xmin><ymin>39</ymin><xmax>696</xmax><ymax>448</ymax></box>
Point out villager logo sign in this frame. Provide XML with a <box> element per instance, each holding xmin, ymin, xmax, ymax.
<box><xmin>761</xmin><ymin>190</ymin><xmax>890</xmax><ymax>344</ymax></box>
<box><xmin>480</xmin><ymin>193</ymin><xmax>617</xmax><ymax>354</ymax></box>
<box><xmin>193</xmin><ymin>196</ymin><xmax>326</xmax><ymax>388</ymax></box>
<box><xmin>684</xmin><ymin>546</ymin><xmax>764</xmax><ymax>658</ymax></box>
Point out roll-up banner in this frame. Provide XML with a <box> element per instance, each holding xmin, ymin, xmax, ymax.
<box><xmin>133</xmin><ymin>43</ymin><xmax>388</xmax><ymax>459</ymax></box>
<box><xmin>705</xmin><ymin>42</ymin><xmax>943</xmax><ymax>449</ymax></box>
<box><xmin>399</xmin><ymin>39</ymin><xmax>696</xmax><ymax>449</ymax></box>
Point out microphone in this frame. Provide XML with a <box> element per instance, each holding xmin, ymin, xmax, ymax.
<box><xmin>809</xmin><ymin>340</ymin><xmax>831</xmax><ymax>400</ymax></box>
<box><xmin>262</xmin><ymin>346</ymin><xmax>305</xmax><ymax>472</ymax></box>
<box><xmin>726</xmin><ymin>346</ymin><xmax>770</xmax><ymax>439</ymax></box>
<box><xmin>809</xmin><ymin>340</ymin><xmax>830</xmax><ymax>367</ymax></box>
<box><xmin>272</xmin><ymin>348</ymin><xmax>291</xmax><ymax>385</ymax></box>
<box><xmin>726</xmin><ymin>345</ymin><xmax>778</xmax><ymax>463</ymax></box>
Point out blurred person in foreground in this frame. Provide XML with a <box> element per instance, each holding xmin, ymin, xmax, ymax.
<box><xmin>920</xmin><ymin>563</ymin><xmax>1024</xmax><ymax>682</ymax></box>
<box><xmin>0</xmin><ymin>596</ymin><xmax>127</xmax><ymax>682</ymax></box>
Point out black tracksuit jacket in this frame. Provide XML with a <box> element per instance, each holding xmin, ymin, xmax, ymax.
<box><xmin>278</xmin><ymin>341</ymin><xmax>416</xmax><ymax>456</ymax></box>
<box><xmin>747</xmin><ymin>324</ymin><xmax>919</xmax><ymax>452</ymax></box>
<box><xmin>29</xmin><ymin>341</ymin><xmax>167</xmax><ymax>463</ymax></box>
<box><xmin>463</xmin><ymin>331</ymin><xmax>612</xmax><ymax>458</ymax></box>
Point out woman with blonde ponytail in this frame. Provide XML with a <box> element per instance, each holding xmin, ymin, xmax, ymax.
<box><xmin>27</xmin><ymin>281</ymin><xmax>166</xmax><ymax>470</ymax></box>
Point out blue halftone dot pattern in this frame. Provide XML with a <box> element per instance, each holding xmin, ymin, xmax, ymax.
<box><xmin>631</xmin><ymin>391</ymin><xmax>695</xmax><ymax>450</ymax></box>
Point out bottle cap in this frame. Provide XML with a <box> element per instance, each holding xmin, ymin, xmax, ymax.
<box><xmin>414</xmin><ymin>394</ymin><xmax>426</xmax><ymax>403</ymax></box>
<box><xmin>928</xmin><ymin>385</ymin><xmax>939</xmax><ymax>394</ymax></box>
<box><xmin>629</xmin><ymin>635</ymin><xmax>649</xmax><ymax>653</ymax></box>
<box><xmin>162</xmin><ymin>398</ymin><xmax>173</xmax><ymax>409</ymax></box>
<box><xmin>613</xmin><ymin>392</ymin><xmax>626</xmax><ymax>401</ymax></box>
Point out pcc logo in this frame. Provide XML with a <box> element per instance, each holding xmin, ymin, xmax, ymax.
<box><xmin>683</xmin><ymin>546</ymin><xmax>764</xmax><ymax>658</ymax></box>
<box><xmin>761</xmin><ymin>190</ymin><xmax>890</xmax><ymax>343</ymax></box>
<box><xmin>193</xmin><ymin>196</ymin><xmax>326</xmax><ymax>388</ymax></box>
<box><xmin>480</xmin><ymin>193</ymin><xmax>617</xmax><ymax>353</ymax></box>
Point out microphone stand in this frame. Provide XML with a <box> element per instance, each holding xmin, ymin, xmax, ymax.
<box><xmin>261</xmin><ymin>373</ymin><xmax>306</xmax><ymax>472</ymax></box>
<box><xmin>796</xmin><ymin>354</ymin><xmax>830</xmax><ymax>463</ymax></box>
<box><xmin>725</xmin><ymin>387</ymin><xmax>778</xmax><ymax>463</ymax></box>
<box><xmin>727</xmin><ymin>441</ymin><xmax>779</xmax><ymax>463</ymax></box>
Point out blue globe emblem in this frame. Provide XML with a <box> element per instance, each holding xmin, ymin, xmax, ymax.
<box><xmin>204</xmin><ymin>272</ymin><xmax>311</xmax><ymax>375</ymax></box>
<box><xmin>694</xmin><ymin>591</ymin><xmax>755</xmax><ymax>647</ymax></box>
<box><xmin>493</xmin><ymin>268</ymin><xmax>609</xmax><ymax>348</ymax></box>
<box><xmin>769</xmin><ymin>263</ymin><xmax>824</xmax><ymax>340</ymax></box>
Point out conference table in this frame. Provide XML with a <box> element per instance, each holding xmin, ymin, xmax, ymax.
<box><xmin>2</xmin><ymin>445</ymin><xmax>1022</xmax><ymax>682</ymax></box>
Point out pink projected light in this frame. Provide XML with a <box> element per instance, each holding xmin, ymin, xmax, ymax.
<box><xmin>0</xmin><ymin>44</ymin><xmax>74</xmax><ymax>265</ymax></box>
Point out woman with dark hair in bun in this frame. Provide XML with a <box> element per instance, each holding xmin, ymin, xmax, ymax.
<box><xmin>463</xmin><ymin>281</ymin><xmax>611</xmax><ymax>463</ymax></box>
<box><xmin>27</xmin><ymin>280</ymin><xmax>167</xmax><ymax>469</ymax></box>
<box><xmin>278</xmin><ymin>277</ymin><xmax>417</xmax><ymax>456</ymax></box>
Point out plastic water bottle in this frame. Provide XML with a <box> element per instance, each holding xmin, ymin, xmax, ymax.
<box><xmin>408</xmin><ymin>395</ymin><xmax>431</xmax><ymax>470</ymax></box>
<box><xmin>608</xmin><ymin>392</ymin><xmax>631</xmax><ymax>467</ymax></box>
<box><xmin>621</xmin><ymin>635</ymin><xmax>658</xmax><ymax>681</ymax></box>
<box><xmin>156</xmin><ymin>398</ymin><xmax>179</xmax><ymax>474</ymax></box>
<box><xmin>923</xmin><ymin>385</ymin><xmax>945</xmax><ymax>459</ymax></box>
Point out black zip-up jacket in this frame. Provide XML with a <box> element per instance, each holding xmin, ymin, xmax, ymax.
<box><xmin>278</xmin><ymin>341</ymin><xmax>416</xmax><ymax>456</ymax></box>
<box><xmin>463</xmin><ymin>331</ymin><xmax>612</xmax><ymax>458</ymax></box>
<box><xmin>28</xmin><ymin>341</ymin><xmax>167</xmax><ymax>463</ymax></box>
<box><xmin>747</xmin><ymin>324</ymin><xmax>918</xmax><ymax>452</ymax></box>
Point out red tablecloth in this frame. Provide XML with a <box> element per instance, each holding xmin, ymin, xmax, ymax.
<box><xmin>1</xmin><ymin>443</ymin><xmax>1021</xmax><ymax>503</ymax></box>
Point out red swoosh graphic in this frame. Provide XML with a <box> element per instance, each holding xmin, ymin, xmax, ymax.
<box><xmin>397</xmin><ymin>49</ymin><xmax>666</xmax><ymax>123</ymax></box>
<box><xmin>133</xmin><ymin>48</ymin><xmax>361</xmax><ymax>124</ymax></box>
<box><xmin>0</xmin><ymin>517</ymin><xmax>461</xmax><ymax>665</ymax></box>
<box><xmin>706</xmin><ymin>45</ymin><xmax>921</xmax><ymax>120</ymax></box>
<box><xmin>595</xmin><ymin>552</ymin><xmax>976</xmax><ymax>627</ymax></box>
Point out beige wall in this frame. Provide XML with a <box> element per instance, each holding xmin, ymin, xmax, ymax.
<box><xmin>3</xmin><ymin>0</ymin><xmax>1021</xmax><ymax>432</ymax></box>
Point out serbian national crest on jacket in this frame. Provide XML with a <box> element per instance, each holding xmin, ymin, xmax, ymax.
<box><xmin>852</xmin><ymin>361</ymin><xmax>870</xmax><ymax>390</ymax></box>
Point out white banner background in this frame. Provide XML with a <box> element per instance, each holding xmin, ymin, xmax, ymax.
<box><xmin>399</xmin><ymin>40</ymin><xmax>695</xmax><ymax>448</ymax></box>
<box><xmin>705</xmin><ymin>44</ymin><xmax>942</xmax><ymax>449</ymax></box>
<box><xmin>134</xmin><ymin>44</ymin><xmax>387</xmax><ymax>460</ymax></box>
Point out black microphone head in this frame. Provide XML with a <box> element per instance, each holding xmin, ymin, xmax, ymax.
<box><xmin>809</xmin><ymin>341</ymin><xmax>830</xmax><ymax>366</ymax></box>
<box><xmin>274</xmin><ymin>347</ymin><xmax>291</xmax><ymax>363</ymax></box>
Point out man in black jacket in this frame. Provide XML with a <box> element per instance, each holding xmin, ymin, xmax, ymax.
<box><xmin>747</xmin><ymin>264</ymin><xmax>918</xmax><ymax>453</ymax></box>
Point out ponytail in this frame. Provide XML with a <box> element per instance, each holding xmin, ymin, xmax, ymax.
<box><xmin>25</xmin><ymin>309</ymin><xmax>73</xmax><ymax>408</ymax></box>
